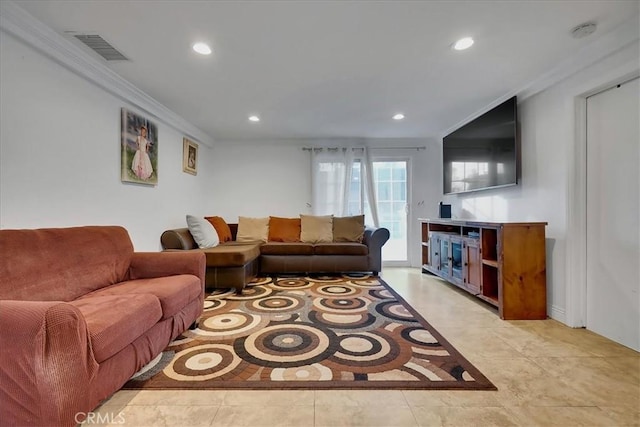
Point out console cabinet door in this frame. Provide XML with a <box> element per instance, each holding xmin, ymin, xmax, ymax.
<box><xmin>463</xmin><ymin>238</ymin><xmax>481</xmax><ymax>294</ymax></box>
<box><xmin>439</xmin><ymin>236</ymin><xmax>451</xmax><ymax>275</ymax></box>
<box><xmin>429</xmin><ymin>234</ymin><xmax>441</xmax><ymax>271</ymax></box>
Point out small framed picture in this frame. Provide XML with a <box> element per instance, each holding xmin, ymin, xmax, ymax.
<box><xmin>183</xmin><ymin>138</ymin><xmax>198</xmax><ymax>175</ymax></box>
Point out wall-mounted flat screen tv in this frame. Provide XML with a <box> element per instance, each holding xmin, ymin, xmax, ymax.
<box><xmin>443</xmin><ymin>96</ymin><xmax>517</xmax><ymax>194</ymax></box>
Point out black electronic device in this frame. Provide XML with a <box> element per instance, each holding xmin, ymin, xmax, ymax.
<box><xmin>443</xmin><ymin>96</ymin><xmax>518</xmax><ymax>194</ymax></box>
<box><xmin>439</xmin><ymin>202</ymin><xmax>451</xmax><ymax>219</ymax></box>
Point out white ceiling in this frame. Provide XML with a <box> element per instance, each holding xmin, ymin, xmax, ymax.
<box><xmin>13</xmin><ymin>0</ymin><xmax>640</xmax><ymax>143</ymax></box>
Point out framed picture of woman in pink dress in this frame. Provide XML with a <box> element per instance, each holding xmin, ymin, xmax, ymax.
<box><xmin>121</xmin><ymin>108</ymin><xmax>158</xmax><ymax>185</ymax></box>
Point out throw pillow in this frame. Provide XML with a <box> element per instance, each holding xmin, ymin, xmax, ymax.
<box><xmin>300</xmin><ymin>214</ymin><xmax>333</xmax><ymax>243</ymax></box>
<box><xmin>205</xmin><ymin>216</ymin><xmax>233</xmax><ymax>242</ymax></box>
<box><xmin>186</xmin><ymin>214</ymin><xmax>220</xmax><ymax>248</ymax></box>
<box><xmin>236</xmin><ymin>216</ymin><xmax>269</xmax><ymax>242</ymax></box>
<box><xmin>268</xmin><ymin>217</ymin><xmax>301</xmax><ymax>242</ymax></box>
<box><xmin>333</xmin><ymin>215</ymin><xmax>365</xmax><ymax>242</ymax></box>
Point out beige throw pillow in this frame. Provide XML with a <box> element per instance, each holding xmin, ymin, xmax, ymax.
<box><xmin>300</xmin><ymin>214</ymin><xmax>333</xmax><ymax>243</ymax></box>
<box><xmin>333</xmin><ymin>215</ymin><xmax>365</xmax><ymax>242</ymax></box>
<box><xmin>236</xmin><ymin>216</ymin><xmax>269</xmax><ymax>242</ymax></box>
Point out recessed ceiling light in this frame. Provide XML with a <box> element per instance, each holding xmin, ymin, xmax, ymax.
<box><xmin>248</xmin><ymin>115</ymin><xmax>260</xmax><ymax>122</ymax></box>
<box><xmin>192</xmin><ymin>42</ymin><xmax>212</xmax><ymax>55</ymax></box>
<box><xmin>453</xmin><ymin>37</ymin><xmax>474</xmax><ymax>51</ymax></box>
<box><xmin>393</xmin><ymin>113</ymin><xmax>405</xmax><ymax>120</ymax></box>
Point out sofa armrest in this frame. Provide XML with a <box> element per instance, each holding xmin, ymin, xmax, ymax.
<box><xmin>129</xmin><ymin>251</ymin><xmax>206</xmax><ymax>288</ymax></box>
<box><xmin>363</xmin><ymin>226</ymin><xmax>390</xmax><ymax>274</ymax></box>
<box><xmin>0</xmin><ymin>300</ymin><xmax>98</xmax><ymax>426</ymax></box>
<box><xmin>161</xmin><ymin>228</ymin><xmax>197</xmax><ymax>250</ymax></box>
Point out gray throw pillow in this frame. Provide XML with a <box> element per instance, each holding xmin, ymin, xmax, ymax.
<box><xmin>186</xmin><ymin>215</ymin><xmax>220</xmax><ymax>248</ymax></box>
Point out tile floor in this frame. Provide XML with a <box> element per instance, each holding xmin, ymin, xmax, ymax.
<box><xmin>87</xmin><ymin>268</ymin><xmax>640</xmax><ymax>426</ymax></box>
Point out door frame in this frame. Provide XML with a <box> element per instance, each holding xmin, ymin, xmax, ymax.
<box><xmin>371</xmin><ymin>156</ymin><xmax>412</xmax><ymax>267</ymax></box>
<box><xmin>565</xmin><ymin>72</ymin><xmax>639</xmax><ymax>328</ymax></box>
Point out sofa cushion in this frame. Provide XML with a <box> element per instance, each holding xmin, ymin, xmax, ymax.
<box><xmin>186</xmin><ymin>215</ymin><xmax>219</xmax><ymax>248</ymax></box>
<box><xmin>268</xmin><ymin>217</ymin><xmax>301</xmax><ymax>242</ymax></box>
<box><xmin>205</xmin><ymin>216</ymin><xmax>233</xmax><ymax>243</ymax></box>
<box><xmin>300</xmin><ymin>214</ymin><xmax>333</xmax><ymax>243</ymax></box>
<box><xmin>0</xmin><ymin>226</ymin><xmax>133</xmax><ymax>302</ymax></box>
<box><xmin>333</xmin><ymin>215</ymin><xmax>365</xmax><ymax>243</ymax></box>
<box><xmin>260</xmin><ymin>242</ymin><xmax>314</xmax><ymax>255</ymax></box>
<box><xmin>70</xmin><ymin>294</ymin><xmax>162</xmax><ymax>363</ymax></box>
<box><xmin>237</xmin><ymin>216</ymin><xmax>269</xmax><ymax>242</ymax></box>
<box><xmin>313</xmin><ymin>243</ymin><xmax>368</xmax><ymax>256</ymax></box>
<box><xmin>79</xmin><ymin>275</ymin><xmax>201</xmax><ymax>320</ymax></box>
<box><xmin>201</xmin><ymin>243</ymin><xmax>261</xmax><ymax>267</ymax></box>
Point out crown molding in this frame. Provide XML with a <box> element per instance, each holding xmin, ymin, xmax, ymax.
<box><xmin>0</xmin><ymin>1</ymin><xmax>214</xmax><ymax>147</ymax></box>
<box><xmin>440</xmin><ymin>13</ymin><xmax>640</xmax><ymax>139</ymax></box>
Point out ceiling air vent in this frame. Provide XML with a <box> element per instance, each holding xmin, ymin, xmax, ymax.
<box><xmin>73</xmin><ymin>34</ymin><xmax>128</xmax><ymax>61</ymax></box>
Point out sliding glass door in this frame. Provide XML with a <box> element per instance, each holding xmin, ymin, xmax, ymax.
<box><xmin>373</xmin><ymin>160</ymin><xmax>409</xmax><ymax>264</ymax></box>
<box><xmin>345</xmin><ymin>158</ymin><xmax>410</xmax><ymax>265</ymax></box>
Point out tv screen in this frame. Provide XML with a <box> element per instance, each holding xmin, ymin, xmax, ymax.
<box><xmin>443</xmin><ymin>96</ymin><xmax>517</xmax><ymax>194</ymax></box>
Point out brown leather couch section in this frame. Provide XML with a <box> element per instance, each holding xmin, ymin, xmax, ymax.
<box><xmin>201</xmin><ymin>244</ymin><xmax>261</xmax><ymax>267</ymax></box>
<box><xmin>161</xmin><ymin>224</ymin><xmax>390</xmax><ymax>292</ymax></box>
<box><xmin>313</xmin><ymin>243</ymin><xmax>368</xmax><ymax>256</ymax></box>
<box><xmin>260</xmin><ymin>242</ymin><xmax>314</xmax><ymax>255</ymax></box>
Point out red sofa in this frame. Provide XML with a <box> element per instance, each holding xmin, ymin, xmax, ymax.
<box><xmin>0</xmin><ymin>226</ymin><xmax>205</xmax><ymax>427</ymax></box>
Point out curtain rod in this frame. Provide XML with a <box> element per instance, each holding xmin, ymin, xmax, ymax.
<box><xmin>301</xmin><ymin>146</ymin><xmax>426</xmax><ymax>151</ymax></box>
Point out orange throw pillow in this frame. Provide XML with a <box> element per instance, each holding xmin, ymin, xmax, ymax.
<box><xmin>205</xmin><ymin>216</ymin><xmax>232</xmax><ymax>242</ymax></box>
<box><xmin>268</xmin><ymin>217</ymin><xmax>301</xmax><ymax>242</ymax></box>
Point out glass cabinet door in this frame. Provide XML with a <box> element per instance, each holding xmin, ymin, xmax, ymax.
<box><xmin>450</xmin><ymin>238</ymin><xmax>463</xmax><ymax>280</ymax></box>
<box><xmin>429</xmin><ymin>235</ymin><xmax>440</xmax><ymax>270</ymax></box>
<box><xmin>439</xmin><ymin>238</ymin><xmax>449</xmax><ymax>273</ymax></box>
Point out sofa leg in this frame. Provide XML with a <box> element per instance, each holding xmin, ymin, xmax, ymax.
<box><xmin>372</xmin><ymin>271</ymin><xmax>379</xmax><ymax>277</ymax></box>
<box><xmin>189</xmin><ymin>321</ymin><xmax>198</xmax><ymax>330</ymax></box>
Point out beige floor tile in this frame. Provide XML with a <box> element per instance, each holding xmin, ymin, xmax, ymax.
<box><xmin>602</xmin><ymin>356</ymin><xmax>640</xmax><ymax>383</ymax></box>
<box><xmin>488</xmin><ymin>324</ymin><xmax>595</xmax><ymax>357</ymax></box>
<box><xmin>531</xmin><ymin>357</ymin><xmax>640</xmax><ymax>406</ymax></box>
<box><xmin>97</xmin><ymin>390</ymin><xmax>140</xmax><ymax>409</ymax></box>
<box><xmin>222</xmin><ymin>390</ymin><xmax>315</xmax><ymax>406</ymax></box>
<box><xmin>411</xmin><ymin>406</ymin><xmax>520</xmax><ymax>427</ymax></box>
<box><xmin>212</xmin><ymin>405</ymin><xmax>314</xmax><ymax>426</ymax></box>
<box><xmin>535</xmin><ymin>327</ymin><xmax>640</xmax><ymax>358</ymax></box>
<box><xmin>599</xmin><ymin>406</ymin><xmax>640</xmax><ymax>426</ymax></box>
<box><xmin>468</xmin><ymin>357</ymin><xmax>549</xmax><ymax>382</ymax></box>
<box><xmin>314</xmin><ymin>389</ymin><xmax>408</xmax><ymax>406</ymax></box>
<box><xmin>315</xmin><ymin>404</ymin><xmax>417</xmax><ymax>426</ymax></box>
<box><xmin>492</xmin><ymin>377</ymin><xmax>591</xmax><ymax>407</ymax></box>
<box><xmin>119</xmin><ymin>405</ymin><xmax>218</xmax><ymax>427</ymax></box>
<box><xmin>402</xmin><ymin>390</ymin><xmax>502</xmax><ymax>407</ymax></box>
<box><xmin>127</xmin><ymin>390</ymin><xmax>227</xmax><ymax>406</ymax></box>
<box><xmin>507</xmin><ymin>406</ymin><xmax>622</xmax><ymax>427</ymax></box>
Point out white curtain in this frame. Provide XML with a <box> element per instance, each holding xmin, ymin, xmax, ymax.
<box><xmin>310</xmin><ymin>147</ymin><xmax>379</xmax><ymax>227</ymax></box>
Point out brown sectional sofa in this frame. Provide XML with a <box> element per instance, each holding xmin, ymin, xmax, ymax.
<box><xmin>161</xmin><ymin>223</ymin><xmax>390</xmax><ymax>291</ymax></box>
<box><xmin>0</xmin><ymin>226</ymin><xmax>206</xmax><ymax>427</ymax></box>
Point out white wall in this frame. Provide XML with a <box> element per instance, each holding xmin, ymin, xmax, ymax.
<box><xmin>0</xmin><ymin>32</ymin><xmax>215</xmax><ymax>250</ymax></box>
<box><xmin>440</xmin><ymin>40</ymin><xmax>640</xmax><ymax>323</ymax></box>
<box><xmin>206</xmin><ymin>144</ymin><xmax>312</xmax><ymax>222</ymax></box>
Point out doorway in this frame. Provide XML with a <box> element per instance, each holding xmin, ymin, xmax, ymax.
<box><xmin>585</xmin><ymin>78</ymin><xmax>639</xmax><ymax>351</ymax></box>
<box><xmin>373</xmin><ymin>160</ymin><xmax>409</xmax><ymax>265</ymax></box>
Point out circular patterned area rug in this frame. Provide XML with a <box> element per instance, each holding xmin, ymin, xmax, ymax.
<box><xmin>123</xmin><ymin>275</ymin><xmax>495</xmax><ymax>390</ymax></box>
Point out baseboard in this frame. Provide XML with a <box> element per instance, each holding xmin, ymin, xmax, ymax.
<box><xmin>549</xmin><ymin>305</ymin><xmax>566</xmax><ymax>324</ymax></box>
